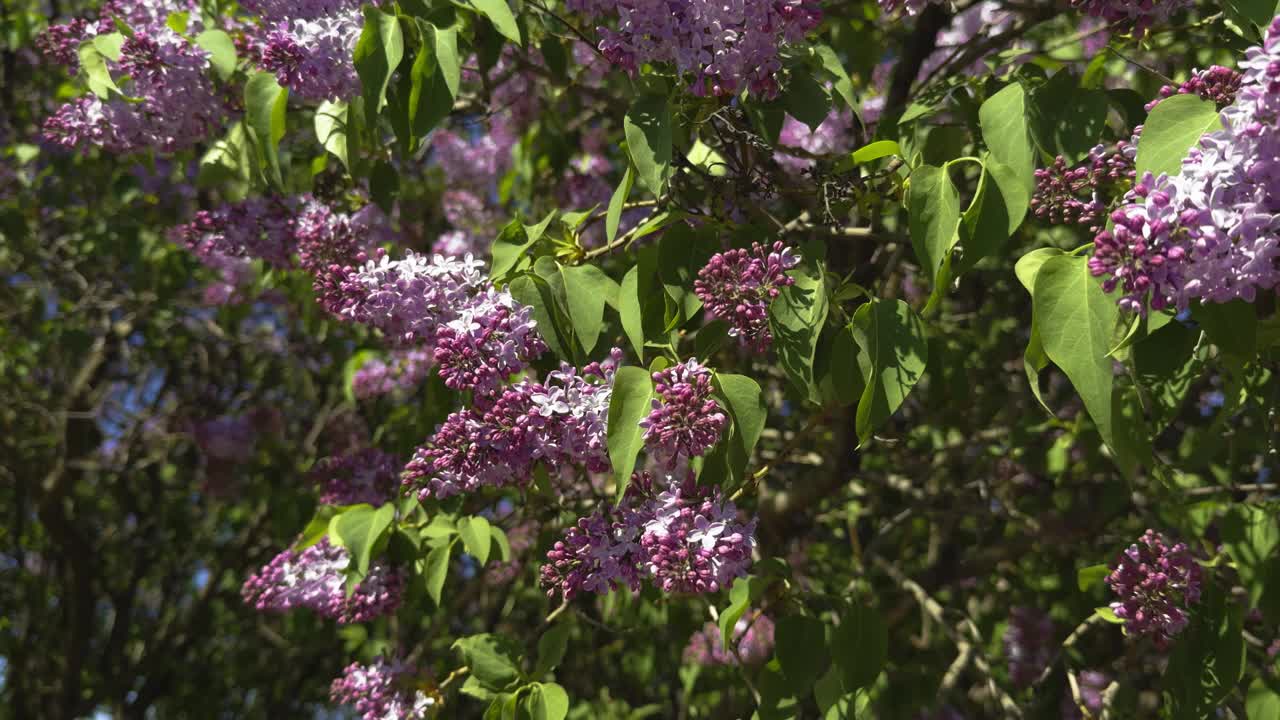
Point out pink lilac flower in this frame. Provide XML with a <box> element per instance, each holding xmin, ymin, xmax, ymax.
<box><xmin>565</xmin><ymin>0</ymin><xmax>822</xmax><ymax>97</ymax></box>
<box><xmin>432</xmin><ymin>230</ymin><xmax>483</xmax><ymax>258</ymax></box>
<box><xmin>259</xmin><ymin>11</ymin><xmax>363</xmax><ymax>101</ymax></box>
<box><xmin>528</xmin><ymin>350</ymin><xmax>623</xmax><ymax>471</ymax></box>
<box><xmin>1003</xmin><ymin>607</ymin><xmax>1055</xmax><ymax>689</ymax></box>
<box><xmin>775</xmin><ymin>109</ymin><xmax>854</xmax><ymax>173</ymax></box>
<box><xmin>1145</xmin><ymin>66</ymin><xmax>1243</xmax><ymax>112</ymax></box>
<box><xmin>352</xmin><ymin>349</ymin><xmax>434</xmax><ymax>399</ymax></box>
<box><xmin>36</xmin><ymin>18</ymin><xmax>106</xmax><ymax>69</ymax></box>
<box><xmin>169</xmin><ymin>196</ymin><xmax>298</xmax><ymax>269</ymax></box>
<box><xmin>641</xmin><ymin>475</ymin><xmax>756</xmax><ymax>593</ymax></box>
<box><xmin>101</xmin><ymin>0</ymin><xmax>202</xmax><ymax>32</ymax></box>
<box><xmin>241</xmin><ymin>537</ymin><xmax>403</xmax><ymax>623</ymax></box>
<box><xmin>540</xmin><ymin>472</ymin><xmax>655</xmax><ymax>599</ymax></box>
<box><xmin>1106</xmin><ymin>529</ymin><xmax>1202</xmax><ymax>648</ymax></box>
<box><xmin>640</xmin><ymin>359</ymin><xmax>727</xmax><ymax>466</ymax></box>
<box><xmin>310</xmin><ymin>448</ymin><xmax>400</xmax><ymax>506</ymax></box>
<box><xmin>683</xmin><ymin>613</ymin><xmax>775</xmax><ymax>665</ymax></box>
<box><xmin>694</xmin><ymin>241</ymin><xmax>801</xmax><ymax>351</ymax></box>
<box><xmin>330</xmin><ymin>658</ymin><xmax>436</xmax><ymax>720</ymax></box>
<box><xmin>43</xmin><ymin>28</ymin><xmax>224</xmax><ymax>154</ymax></box>
<box><xmin>402</xmin><ymin>383</ymin><xmax>542</xmax><ymax>500</ymax></box>
<box><xmin>430</xmin><ymin>287</ymin><xmax>547</xmax><ymax>395</ymax></box>
<box><xmin>918</xmin><ymin>2</ymin><xmax>1016</xmax><ymax>80</ymax></box>
<box><xmin>1070</xmin><ymin>0</ymin><xmax>1196</xmax><ymax>37</ymax></box>
<box><xmin>1061</xmin><ymin>670</ymin><xmax>1110</xmax><ymax>719</ymax></box>
<box><xmin>431</xmin><ymin>126</ymin><xmax>514</xmax><ymax>191</ymax></box>
<box><xmin>1033</xmin><ymin>137</ymin><xmax>1137</xmax><ymax>234</ymax></box>
<box><xmin>1091</xmin><ymin>18</ymin><xmax>1280</xmax><ymax>312</ymax></box>
<box><xmin>328</xmin><ymin>250</ymin><xmax>487</xmax><ymax>344</ymax></box>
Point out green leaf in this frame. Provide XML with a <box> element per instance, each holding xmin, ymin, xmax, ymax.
<box><xmin>315</xmin><ymin>100</ymin><xmax>351</xmax><ymax>171</ymax></box>
<box><xmin>719</xmin><ymin>575</ymin><xmax>764</xmax><ymax>648</ymax></box>
<box><xmin>165</xmin><ymin>11</ymin><xmax>189</xmax><ymax>34</ymax></box>
<box><xmin>782</xmin><ymin>70</ymin><xmax>832</xmax><ymax>132</ymax></box>
<box><xmin>909</xmin><ymin>164</ymin><xmax>961</xmax><ymax>289</ymax></box>
<box><xmin>712</xmin><ymin>373</ymin><xmax>767</xmax><ymax>487</ymax></box>
<box><xmin>1220</xmin><ymin>506</ymin><xmax>1280</xmax><ymax>615</ymax></box>
<box><xmin>491</xmin><ymin>217</ymin><xmax>538</xmax><ymax>281</ymax></box>
<box><xmin>617</xmin><ymin>266</ymin><xmax>647</xmax><ymax>362</ymax></box>
<box><xmin>195</xmin><ymin>30</ymin><xmax>237</xmax><ymax>80</ymax></box>
<box><xmin>850</xmin><ymin>299</ymin><xmax>929</xmax><ymax>446</ymax></box>
<box><xmin>328</xmin><ymin>503</ymin><xmax>396</xmax><ymax>577</ymax></box>
<box><xmin>1247</xmin><ymin>679</ymin><xmax>1280</xmax><ymax>720</ymax></box>
<box><xmin>813</xmin><ymin>44</ymin><xmax>856</xmax><ymax>112</ymax></box>
<box><xmin>561</xmin><ymin>264</ymin><xmax>616</xmax><ymax>355</ymax></box>
<box><xmin>370</xmin><ymin>160</ymin><xmax>399</xmax><ymax>212</ymax></box>
<box><xmin>831</xmin><ymin>604</ymin><xmax>887</xmax><ymax>691</ymax></box>
<box><xmin>769</xmin><ymin>242</ymin><xmax>828</xmax><ymax>404</ymax></box>
<box><xmin>458</xmin><ymin>515</ymin><xmax>493</xmax><ymax>566</ymax></box>
<box><xmin>244</xmin><ymin>71</ymin><xmax>288</xmax><ymax>188</ymax></box>
<box><xmin>91</xmin><ymin>32</ymin><xmax>125</xmax><ymax>61</ymax></box>
<box><xmin>607</xmin><ymin>367</ymin><xmax>653</xmax><ymax>497</ymax></box>
<box><xmin>525</xmin><ymin>683</ymin><xmax>569</xmax><ymax>720</ymax></box>
<box><xmin>1032</xmin><ymin>254</ymin><xmax>1121</xmax><ymax>452</ymax></box>
<box><xmin>775</xmin><ymin>615</ymin><xmax>830</xmax><ymax>696</ymax></box>
<box><xmin>1076</xmin><ymin>564</ymin><xmax>1109</xmax><ymax>592</ymax></box>
<box><xmin>353</xmin><ymin>6</ymin><xmax>405</xmax><ymax>115</ymax></box>
<box><xmin>1164</xmin><ymin>582</ymin><xmax>1245</xmax><ymax>718</ymax></box>
<box><xmin>1136</xmin><ymin>94</ymin><xmax>1222</xmax><ymax>178</ymax></box>
<box><xmin>955</xmin><ymin>155</ymin><xmax>1030</xmax><ymax>275</ymax></box>
<box><xmin>409</xmin><ymin>25</ymin><xmax>453</xmax><ymax>138</ymax></box>
<box><xmin>78</xmin><ymin>40</ymin><xmax>122</xmax><ymax>99</ymax></box>
<box><xmin>606</xmin><ymin>165</ymin><xmax>635</xmax><ymax>245</ymax></box>
<box><xmin>490</xmin><ymin>525</ymin><xmax>511</xmax><ymax>563</ymax></box>
<box><xmin>295</xmin><ymin>506</ymin><xmax>342</xmax><ymax>551</ymax></box>
<box><xmin>979</xmin><ymin>82</ymin><xmax>1035</xmax><ymax>204</ymax></box>
<box><xmin>1093</xmin><ymin>606</ymin><xmax>1124</xmax><ymax>624</ymax></box>
<box><xmin>1192</xmin><ymin>299</ymin><xmax>1257</xmax><ymax>359</ymax></box>
<box><xmin>465</xmin><ymin>0</ymin><xmax>521</xmax><ymax>44</ymax></box>
<box><xmin>423</xmin><ymin>542</ymin><xmax>451</xmax><ymax>606</ymax></box>
<box><xmin>431</xmin><ymin>22</ymin><xmax>461</xmax><ymax>98</ymax></box>
<box><xmin>624</xmin><ymin>92</ymin><xmax>673</xmax><ymax>196</ymax></box>
<box><xmin>341</xmin><ymin>349</ymin><xmax>378</xmax><ymax>402</ymax></box>
<box><xmin>535</xmin><ymin>624</ymin><xmax>571</xmax><ymax>676</ymax></box>
<box><xmin>851</xmin><ymin>140</ymin><xmax>901</xmax><ymax>165</ymax></box>
<box><xmin>454</xmin><ymin>634</ymin><xmax>523</xmax><ymax>691</ymax></box>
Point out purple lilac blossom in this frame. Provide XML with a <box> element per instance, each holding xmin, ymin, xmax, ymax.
<box><xmin>193</xmin><ymin>415</ymin><xmax>254</xmax><ymax>461</ymax></box>
<box><xmin>1091</xmin><ymin>17</ymin><xmax>1280</xmax><ymax>312</ymax></box>
<box><xmin>565</xmin><ymin>0</ymin><xmax>821</xmax><ymax>97</ymax></box>
<box><xmin>241</xmin><ymin>538</ymin><xmax>403</xmax><ymax>623</ymax></box>
<box><xmin>1061</xmin><ymin>670</ymin><xmax>1110</xmax><ymax>719</ymax></box>
<box><xmin>431</xmin><ymin>287</ymin><xmax>547</xmax><ymax>395</ymax></box>
<box><xmin>1032</xmin><ymin>137</ymin><xmax>1137</xmax><ymax>234</ymax></box>
<box><xmin>1003</xmin><ymin>607</ymin><xmax>1055</xmax><ymax>689</ymax></box>
<box><xmin>330</xmin><ymin>658</ymin><xmax>436</xmax><ymax>720</ymax></box>
<box><xmin>1106</xmin><ymin>529</ymin><xmax>1202</xmax><ymax>648</ymax></box>
<box><xmin>775</xmin><ymin>108</ymin><xmax>854</xmax><ymax>173</ymax></box>
<box><xmin>259</xmin><ymin>11</ymin><xmax>363</xmax><ymax>102</ymax></box>
<box><xmin>694</xmin><ymin>241</ymin><xmax>801</xmax><ymax>351</ymax></box>
<box><xmin>683</xmin><ymin>613</ymin><xmax>775</xmax><ymax>665</ymax></box>
<box><xmin>169</xmin><ymin>196</ymin><xmax>299</xmax><ymax>269</ymax></box>
<box><xmin>310</xmin><ymin>448</ymin><xmax>400</xmax><ymax>506</ymax></box>
<box><xmin>1145</xmin><ymin>66</ymin><xmax>1244</xmax><ymax>112</ymax></box>
<box><xmin>44</xmin><ymin>28</ymin><xmax>224</xmax><ymax>154</ymax></box>
<box><xmin>352</xmin><ymin>349</ymin><xmax>434</xmax><ymax>399</ymax></box>
<box><xmin>539</xmin><ymin>471</ymin><xmax>654</xmax><ymax>599</ymax></box>
<box><xmin>1070</xmin><ymin>0</ymin><xmax>1196</xmax><ymax>37</ymax></box>
<box><xmin>329</xmin><ymin>250</ymin><xmax>487</xmax><ymax>344</ymax></box>
<box><xmin>640</xmin><ymin>359</ymin><xmax>727</xmax><ymax>466</ymax></box>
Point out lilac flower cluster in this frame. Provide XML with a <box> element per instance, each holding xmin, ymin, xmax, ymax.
<box><xmin>640</xmin><ymin>360</ymin><xmax>727</xmax><ymax>466</ymax></box>
<box><xmin>193</xmin><ymin>415</ymin><xmax>255</xmax><ymax>461</ymax></box>
<box><xmin>402</xmin><ymin>353</ymin><xmax>621</xmax><ymax>500</ymax></box>
<box><xmin>1091</xmin><ymin>17</ymin><xmax>1280</xmax><ymax>313</ymax></box>
<box><xmin>775</xmin><ymin>109</ymin><xmax>854</xmax><ymax>173</ymax></box>
<box><xmin>330</xmin><ymin>658</ymin><xmax>436</xmax><ymax>720</ymax></box>
<box><xmin>1145</xmin><ymin>66</ymin><xmax>1244</xmax><ymax>112</ymax></box>
<box><xmin>1032</xmin><ymin>139</ymin><xmax>1137</xmax><ymax>234</ymax></box>
<box><xmin>333</xmin><ymin>250</ymin><xmax>546</xmax><ymax>393</ymax></box>
<box><xmin>241</xmin><ymin>538</ymin><xmax>403</xmax><ymax>624</ymax></box>
<box><xmin>683</xmin><ymin>613</ymin><xmax>776</xmax><ymax>666</ymax></box>
<box><xmin>540</xmin><ymin>471</ymin><xmax>757</xmax><ymax>598</ymax></box>
<box><xmin>695</xmin><ymin>241</ymin><xmax>801</xmax><ymax>351</ymax></box>
<box><xmin>310</xmin><ymin>448</ymin><xmax>400</xmax><ymax>506</ymax></box>
<box><xmin>242</xmin><ymin>0</ymin><xmax>364</xmax><ymax>101</ymax></box>
<box><xmin>427</xmin><ymin>120</ymin><xmax>518</xmax><ymax>253</ymax></box>
<box><xmin>44</xmin><ymin>27</ymin><xmax>224</xmax><ymax>154</ymax></box>
<box><xmin>1061</xmin><ymin>670</ymin><xmax>1110</xmax><ymax>719</ymax></box>
<box><xmin>1106</xmin><ymin>529</ymin><xmax>1202</xmax><ymax>648</ymax></box>
<box><xmin>38</xmin><ymin>0</ymin><xmax>199</xmax><ymax>70</ymax></box>
<box><xmin>1069</xmin><ymin>0</ymin><xmax>1196</xmax><ymax>37</ymax></box>
<box><xmin>1002</xmin><ymin>607</ymin><xmax>1055</xmax><ymax>689</ymax></box>
<box><xmin>352</xmin><ymin>349</ymin><xmax>434</xmax><ymax>399</ymax></box>
<box><xmin>169</xmin><ymin>196</ymin><xmax>298</xmax><ymax>269</ymax></box>
<box><xmin>565</xmin><ymin>0</ymin><xmax>822</xmax><ymax>97</ymax></box>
